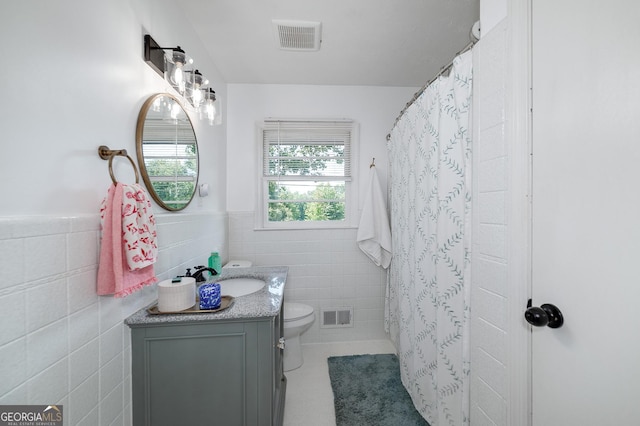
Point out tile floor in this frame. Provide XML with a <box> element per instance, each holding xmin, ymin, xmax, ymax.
<box><xmin>282</xmin><ymin>339</ymin><xmax>397</xmax><ymax>426</ymax></box>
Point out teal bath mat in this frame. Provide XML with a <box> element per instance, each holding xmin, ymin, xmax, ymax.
<box><xmin>327</xmin><ymin>353</ymin><xmax>429</xmax><ymax>426</ymax></box>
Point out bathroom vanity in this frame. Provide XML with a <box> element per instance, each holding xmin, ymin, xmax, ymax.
<box><xmin>125</xmin><ymin>266</ymin><xmax>287</xmax><ymax>426</ymax></box>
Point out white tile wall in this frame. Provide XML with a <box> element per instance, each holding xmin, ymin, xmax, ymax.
<box><xmin>0</xmin><ymin>212</ymin><xmax>226</xmax><ymax>425</ymax></box>
<box><xmin>471</xmin><ymin>19</ymin><xmax>509</xmax><ymax>426</ymax></box>
<box><xmin>228</xmin><ymin>211</ymin><xmax>389</xmax><ymax>343</ymax></box>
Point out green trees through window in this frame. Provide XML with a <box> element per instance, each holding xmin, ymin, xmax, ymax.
<box><xmin>261</xmin><ymin>120</ymin><xmax>354</xmax><ymax>227</ymax></box>
<box><xmin>268</xmin><ymin>181</ymin><xmax>345</xmax><ymax>222</ymax></box>
<box><xmin>267</xmin><ymin>143</ymin><xmax>346</xmax><ymax>222</ymax></box>
<box><xmin>143</xmin><ymin>143</ymin><xmax>197</xmax><ymax>209</ymax></box>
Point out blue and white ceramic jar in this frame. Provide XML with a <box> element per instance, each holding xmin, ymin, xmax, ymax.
<box><xmin>198</xmin><ymin>283</ymin><xmax>221</xmax><ymax>310</ymax></box>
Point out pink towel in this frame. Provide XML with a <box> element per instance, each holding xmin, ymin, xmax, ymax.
<box><xmin>97</xmin><ymin>183</ymin><xmax>157</xmax><ymax>297</ymax></box>
<box><xmin>121</xmin><ymin>183</ymin><xmax>157</xmax><ymax>270</ymax></box>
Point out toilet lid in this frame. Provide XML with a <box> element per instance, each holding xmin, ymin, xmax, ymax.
<box><xmin>284</xmin><ymin>302</ymin><xmax>314</xmax><ymax>321</ymax></box>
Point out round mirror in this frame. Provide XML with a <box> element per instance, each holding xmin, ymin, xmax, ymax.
<box><xmin>136</xmin><ymin>93</ymin><xmax>199</xmax><ymax>211</ymax></box>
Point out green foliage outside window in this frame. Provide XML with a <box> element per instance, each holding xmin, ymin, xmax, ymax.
<box><xmin>268</xmin><ymin>181</ymin><xmax>345</xmax><ymax>222</ymax></box>
<box><xmin>144</xmin><ymin>143</ymin><xmax>197</xmax><ymax>207</ymax></box>
<box><xmin>268</xmin><ymin>143</ymin><xmax>344</xmax><ymax>176</ymax></box>
<box><xmin>267</xmin><ymin>143</ymin><xmax>346</xmax><ymax>222</ymax></box>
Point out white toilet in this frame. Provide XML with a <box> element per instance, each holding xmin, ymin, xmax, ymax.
<box><xmin>283</xmin><ymin>302</ymin><xmax>315</xmax><ymax>371</ymax></box>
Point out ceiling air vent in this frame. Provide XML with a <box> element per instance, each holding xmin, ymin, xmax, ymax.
<box><xmin>272</xmin><ymin>20</ymin><xmax>322</xmax><ymax>51</ymax></box>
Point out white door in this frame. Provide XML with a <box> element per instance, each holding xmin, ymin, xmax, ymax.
<box><xmin>531</xmin><ymin>0</ymin><xmax>640</xmax><ymax>424</ymax></box>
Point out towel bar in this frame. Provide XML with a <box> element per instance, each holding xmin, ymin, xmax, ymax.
<box><xmin>98</xmin><ymin>145</ymin><xmax>140</xmax><ymax>184</ymax></box>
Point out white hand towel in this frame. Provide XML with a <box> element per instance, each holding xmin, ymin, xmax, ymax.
<box><xmin>357</xmin><ymin>167</ymin><xmax>392</xmax><ymax>268</ymax></box>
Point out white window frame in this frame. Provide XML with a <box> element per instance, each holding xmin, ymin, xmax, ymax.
<box><xmin>256</xmin><ymin>119</ymin><xmax>359</xmax><ymax>230</ymax></box>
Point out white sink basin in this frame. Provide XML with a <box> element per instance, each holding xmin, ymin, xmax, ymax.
<box><xmin>218</xmin><ymin>278</ymin><xmax>265</xmax><ymax>297</ymax></box>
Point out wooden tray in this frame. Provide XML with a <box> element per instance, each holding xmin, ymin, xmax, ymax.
<box><xmin>147</xmin><ymin>296</ymin><xmax>235</xmax><ymax>315</ymax></box>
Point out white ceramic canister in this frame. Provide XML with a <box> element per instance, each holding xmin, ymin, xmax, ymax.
<box><xmin>157</xmin><ymin>277</ymin><xmax>196</xmax><ymax>312</ymax></box>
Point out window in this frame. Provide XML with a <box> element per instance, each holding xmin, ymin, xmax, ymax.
<box><xmin>258</xmin><ymin>119</ymin><xmax>358</xmax><ymax>229</ymax></box>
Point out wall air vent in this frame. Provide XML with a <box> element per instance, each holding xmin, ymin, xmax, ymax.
<box><xmin>272</xmin><ymin>19</ymin><xmax>322</xmax><ymax>51</ymax></box>
<box><xmin>321</xmin><ymin>307</ymin><xmax>353</xmax><ymax>328</ymax></box>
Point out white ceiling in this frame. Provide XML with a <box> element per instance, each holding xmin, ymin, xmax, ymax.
<box><xmin>180</xmin><ymin>0</ymin><xmax>480</xmax><ymax>87</ymax></box>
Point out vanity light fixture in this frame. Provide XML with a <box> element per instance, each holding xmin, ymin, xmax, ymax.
<box><xmin>168</xmin><ymin>46</ymin><xmax>188</xmax><ymax>93</ymax></box>
<box><xmin>143</xmin><ymin>34</ymin><xmax>220</xmax><ymax>126</ymax></box>
<box><xmin>190</xmin><ymin>69</ymin><xmax>206</xmax><ymax>108</ymax></box>
<box><xmin>203</xmin><ymin>88</ymin><xmax>221</xmax><ymax>126</ymax></box>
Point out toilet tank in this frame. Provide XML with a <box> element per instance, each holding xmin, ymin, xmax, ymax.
<box><xmin>223</xmin><ymin>260</ymin><xmax>253</xmax><ymax>269</ymax></box>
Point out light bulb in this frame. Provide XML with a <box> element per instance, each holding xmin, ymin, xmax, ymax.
<box><xmin>190</xmin><ymin>70</ymin><xmax>205</xmax><ymax>107</ymax></box>
<box><xmin>173</xmin><ymin>67</ymin><xmax>183</xmax><ymax>85</ymax></box>
<box><xmin>206</xmin><ymin>100</ymin><xmax>216</xmax><ymax>124</ymax></box>
<box><xmin>172</xmin><ymin>67</ymin><xmax>186</xmax><ymax>94</ymax></box>
<box><xmin>204</xmin><ymin>88</ymin><xmax>219</xmax><ymax>125</ymax></box>
<box><xmin>171</xmin><ymin>102</ymin><xmax>181</xmax><ymax>120</ymax></box>
<box><xmin>193</xmin><ymin>89</ymin><xmax>203</xmax><ymax>108</ymax></box>
<box><xmin>169</xmin><ymin>46</ymin><xmax>187</xmax><ymax>93</ymax></box>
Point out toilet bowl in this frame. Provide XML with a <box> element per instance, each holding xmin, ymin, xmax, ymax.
<box><xmin>283</xmin><ymin>302</ymin><xmax>315</xmax><ymax>371</ymax></box>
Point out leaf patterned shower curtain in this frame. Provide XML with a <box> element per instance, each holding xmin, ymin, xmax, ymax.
<box><xmin>385</xmin><ymin>50</ymin><xmax>472</xmax><ymax>426</ymax></box>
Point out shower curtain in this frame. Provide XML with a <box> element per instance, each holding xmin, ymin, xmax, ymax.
<box><xmin>385</xmin><ymin>50</ymin><xmax>472</xmax><ymax>426</ymax></box>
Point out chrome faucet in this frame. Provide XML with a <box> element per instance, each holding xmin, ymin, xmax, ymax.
<box><xmin>189</xmin><ymin>265</ymin><xmax>219</xmax><ymax>283</ymax></box>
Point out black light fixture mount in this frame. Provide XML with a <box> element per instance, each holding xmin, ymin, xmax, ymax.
<box><xmin>143</xmin><ymin>34</ymin><xmax>165</xmax><ymax>77</ymax></box>
<box><xmin>144</xmin><ymin>34</ymin><xmax>186</xmax><ymax>77</ymax></box>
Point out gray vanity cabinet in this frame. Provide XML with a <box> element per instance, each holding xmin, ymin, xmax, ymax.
<box><xmin>130</xmin><ymin>310</ymin><xmax>286</xmax><ymax>426</ymax></box>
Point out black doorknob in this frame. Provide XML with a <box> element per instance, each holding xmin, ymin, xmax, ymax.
<box><xmin>524</xmin><ymin>300</ymin><xmax>564</xmax><ymax>328</ymax></box>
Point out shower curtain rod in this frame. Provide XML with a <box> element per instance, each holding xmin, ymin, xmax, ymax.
<box><xmin>386</xmin><ymin>39</ymin><xmax>477</xmax><ymax>141</ymax></box>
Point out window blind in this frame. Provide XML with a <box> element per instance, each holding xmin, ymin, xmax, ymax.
<box><xmin>263</xmin><ymin>120</ymin><xmax>352</xmax><ymax>180</ymax></box>
<box><xmin>143</xmin><ymin>118</ymin><xmax>196</xmax><ymax>142</ymax></box>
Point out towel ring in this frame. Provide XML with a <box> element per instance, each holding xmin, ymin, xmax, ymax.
<box><xmin>98</xmin><ymin>145</ymin><xmax>140</xmax><ymax>184</ymax></box>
